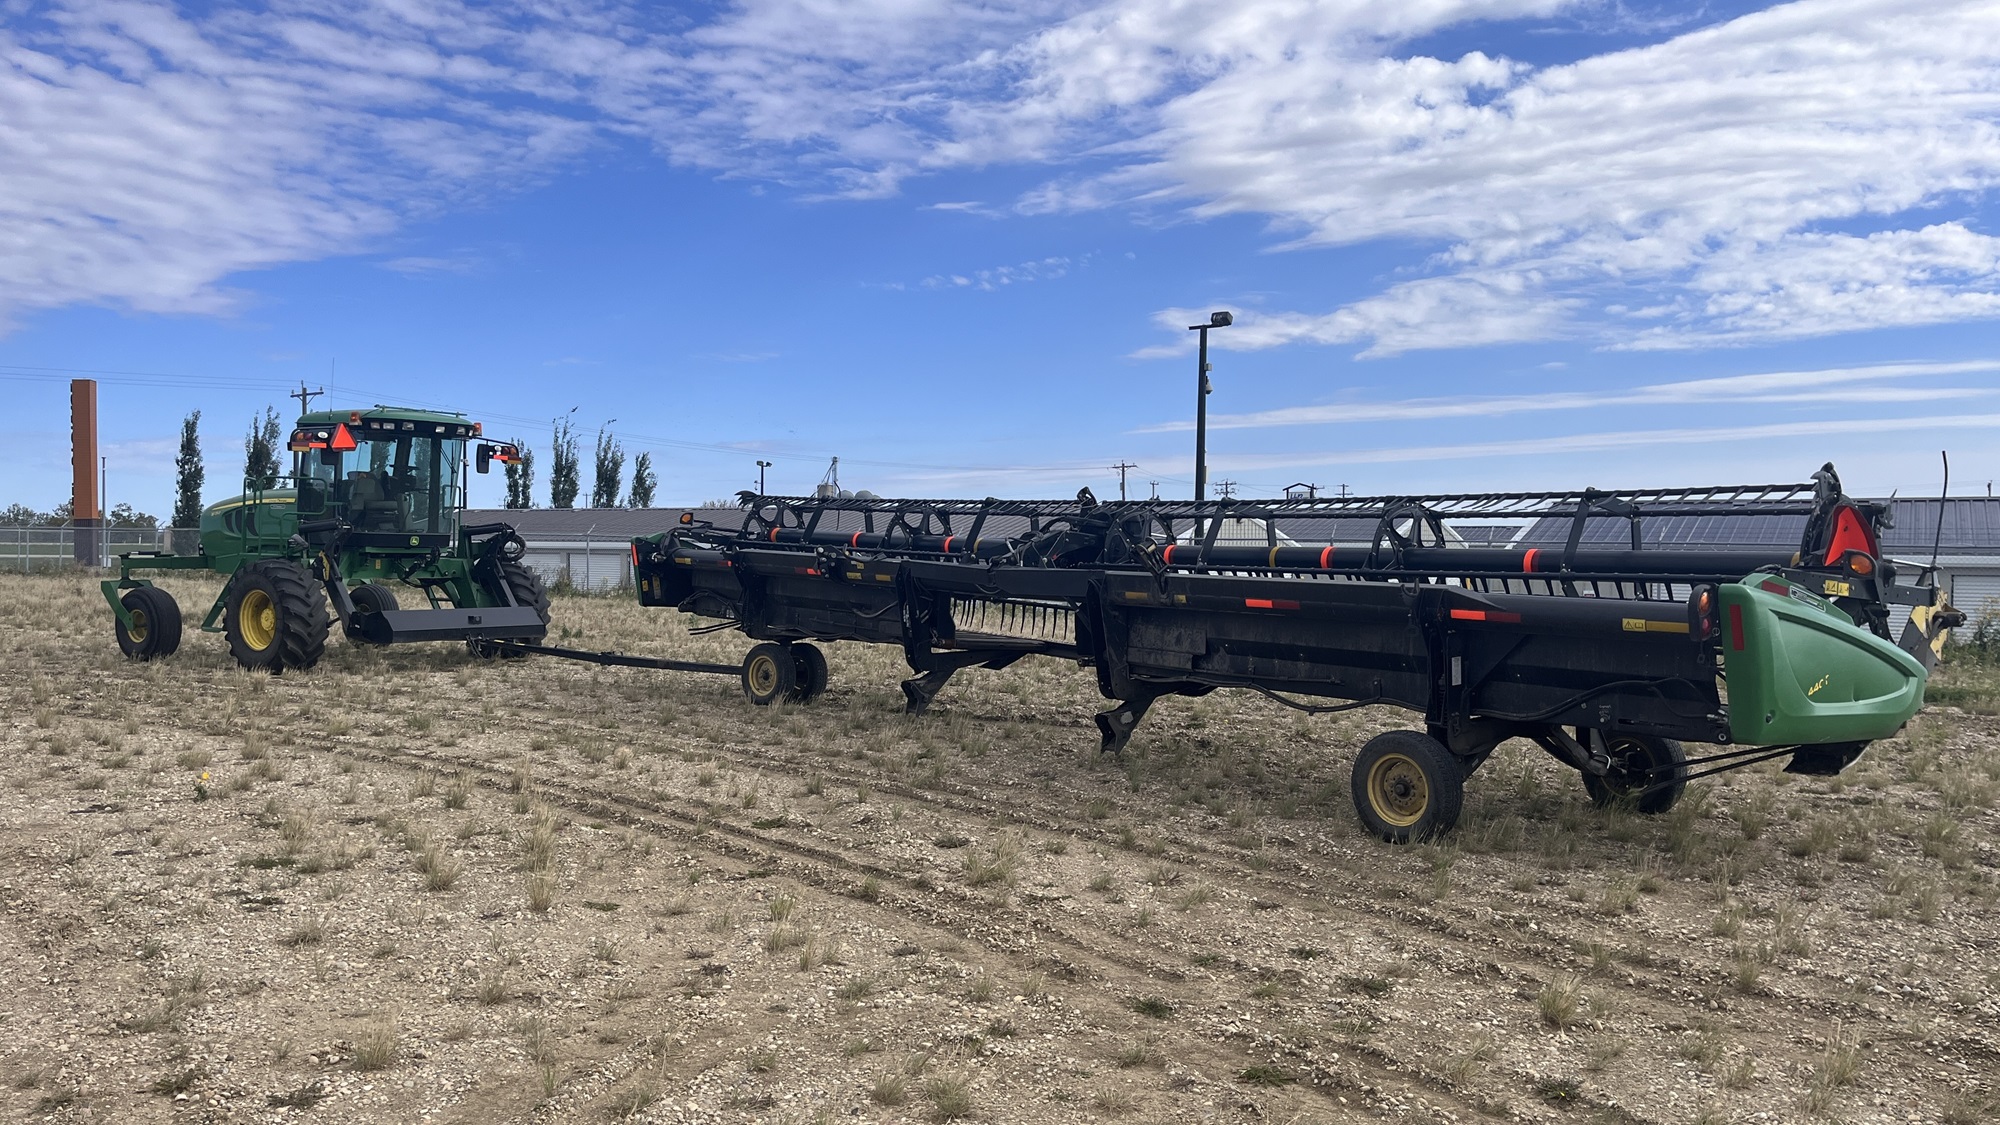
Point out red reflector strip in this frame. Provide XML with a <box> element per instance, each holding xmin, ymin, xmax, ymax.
<box><xmin>1243</xmin><ymin>598</ymin><xmax>1300</xmax><ymax>610</ymax></box>
<box><xmin>629</xmin><ymin>543</ymin><xmax>639</xmax><ymax>567</ymax></box>
<box><xmin>795</xmin><ymin>567</ymin><xmax>819</xmax><ymax>576</ymax></box>
<box><xmin>1449</xmin><ymin>608</ymin><xmax>1523</xmax><ymax>623</ymax></box>
<box><xmin>1759</xmin><ymin>580</ymin><xmax>1789</xmax><ymax>595</ymax></box>
<box><xmin>1522</xmin><ymin>548</ymin><xmax>1540</xmax><ymax>573</ymax></box>
<box><xmin>1729</xmin><ymin>603</ymin><xmax>1745</xmax><ymax>651</ymax></box>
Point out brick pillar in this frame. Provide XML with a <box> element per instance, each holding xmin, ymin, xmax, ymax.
<box><xmin>71</xmin><ymin>379</ymin><xmax>101</xmax><ymax>566</ymax></box>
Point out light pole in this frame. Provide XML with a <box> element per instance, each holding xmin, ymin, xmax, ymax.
<box><xmin>756</xmin><ymin>460</ymin><xmax>773</xmax><ymax>494</ymax></box>
<box><xmin>1187</xmin><ymin>311</ymin><xmax>1232</xmax><ymax>504</ymax></box>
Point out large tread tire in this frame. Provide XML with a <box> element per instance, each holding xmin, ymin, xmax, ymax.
<box><xmin>350</xmin><ymin>582</ymin><xmax>400</xmax><ymax>615</ymax></box>
<box><xmin>224</xmin><ymin>560</ymin><xmax>329</xmax><ymax>673</ymax></box>
<box><xmin>1352</xmin><ymin>730</ymin><xmax>1464</xmax><ymax>844</ymax></box>
<box><xmin>346</xmin><ymin>582</ymin><xmax>399</xmax><ymax>645</ymax></box>
<box><xmin>496</xmin><ymin>560</ymin><xmax>552</xmax><ymax>627</ymax></box>
<box><xmin>115</xmin><ymin>586</ymin><xmax>183</xmax><ymax>661</ymax></box>
<box><xmin>789</xmin><ymin>643</ymin><xmax>829</xmax><ymax>703</ymax></box>
<box><xmin>741</xmin><ymin>643</ymin><xmax>796</xmax><ymax>706</ymax></box>
<box><xmin>468</xmin><ymin>561</ymin><xmax>551</xmax><ymax>659</ymax></box>
<box><xmin>1582</xmin><ymin>733</ymin><xmax>1687</xmax><ymax>815</ymax></box>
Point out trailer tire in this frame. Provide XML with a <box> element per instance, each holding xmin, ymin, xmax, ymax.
<box><xmin>789</xmin><ymin>643</ymin><xmax>829</xmax><ymax>703</ymax></box>
<box><xmin>225</xmin><ymin>560</ymin><xmax>329</xmax><ymax>672</ymax></box>
<box><xmin>115</xmin><ymin>586</ymin><xmax>183</xmax><ymax>661</ymax></box>
<box><xmin>742</xmin><ymin>643</ymin><xmax>796</xmax><ymax>706</ymax></box>
<box><xmin>1583</xmin><ymin>733</ymin><xmax>1686</xmax><ymax>814</ymax></box>
<box><xmin>1352</xmin><ymin>730</ymin><xmax>1463</xmax><ymax>844</ymax></box>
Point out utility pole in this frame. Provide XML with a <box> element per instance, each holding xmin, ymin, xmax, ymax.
<box><xmin>1111</xmin><ymin>461</ymin><xmax>1137</xmax><ymax>501</ymax></box>
<box><xmin>290</xmin><ymin>382</ymin><xmax>325</xmax><ymax>415</ymax></box>
<box><xmin>1215</xmin><ymin>479</ymin><xmax>1237</xmax><ymax>500</ymax></box>
<box><xmin>1148</xmin><ymin>480</ymin><xmax>1159</xmax><ymax>500</ymax></box>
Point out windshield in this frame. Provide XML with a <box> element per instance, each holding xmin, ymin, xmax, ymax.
<box><xmin>297</xmin><ymin>435</ymin><xmax>465</xmax><ymax>535</ymax></box>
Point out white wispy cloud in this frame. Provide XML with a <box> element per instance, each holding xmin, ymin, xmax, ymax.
<box><xmin>1209</xmin><ymin>413</ymin><xmax>2000</xmax><ymax>472</ymax></box>
<box><xmin>380</xmin><ymin>254</ymin><xmax>482</xmax><ymax>277</ymax></box>
<box><xmin>1137</xmin><ymin>360</ymin><xmax>2000</xmax><ymax>432</ymax></box>
<box><xmin>922</xmin><ymin>256</ymin><xmax>1078</xmax><ymax>291</ymax></box>
<box><xmin>6</xmin><ymin>0</ymin><xmax>2000</xmax><ymax>360</ymax></box>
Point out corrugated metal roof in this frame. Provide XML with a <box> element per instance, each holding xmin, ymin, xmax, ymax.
<box><xmin>1875</xmin><ymin>499</ymin><xmax>2000</xmax><ymax>550</ymax></box>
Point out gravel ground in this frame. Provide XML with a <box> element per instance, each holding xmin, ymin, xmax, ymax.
<box><xmin>1</xmin><ymin>571</ymin><xmax>1996</xmax><ymax>1125</ymax></box>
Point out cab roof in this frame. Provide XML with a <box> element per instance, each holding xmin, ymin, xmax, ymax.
<box><xmin>296</xmin><ymin>406</ymin><xmax>481</xmax><ymax>436</ymax></box>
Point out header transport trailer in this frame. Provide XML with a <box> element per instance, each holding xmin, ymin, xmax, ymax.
<box><xmin>100</xmin><ymin>406</ymin><xmax>551</xmax><ymax>671</ymax></box>
<box><xmin>627</xmin><ymin>464</ymin><xmax>1960</xmax><ymax>842</ymax></box>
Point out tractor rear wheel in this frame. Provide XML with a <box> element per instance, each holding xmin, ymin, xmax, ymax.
<box><xmin>1351</xmin><ymin>730</ymin><xmax>1464</xmax><ymax>844</ymax></box>
<box><xmin>347</xmin><ymin>582</ymin><xmax>399</xmax><ymax>644</ymax></box>
<box><xmin>790</xmin><ymin>643</ymin><xmax>829</xmax><ymax>703</ymax></box>
<box><xmin>350</xmin><ymin>582</ymin><xmax>399</xmax><ymax>616</ymax></box>
<box><xmin>1582</xmin><ymin>733</ymin><xmax>1686</xmax><ymax>814</ymax></box>
<box><xmin>741</xmin><ymin>643</ymin><xmax>796</xmax><ymax>706</ymax></box>
<box><xmin>225</xmin><ymin>560</ymin><xmax>329</xmax><ymax>672</ymax></box>
<box><xmin>115</xmin><ymin>586</ymin><xmax>183</xmax><ymax>661</ymax></box>
<box><xmin>467</xmin><ymin>561</ymin><xmax>551</xmax><ymax>659</ymax></box>
<box><xmin>494</xmin><ymin>560</ymin><xmax>551</xmax><ymax>625</ymax></box>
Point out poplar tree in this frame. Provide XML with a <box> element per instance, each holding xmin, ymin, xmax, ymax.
<box><xmin>627</xmin><ymin>452</ymin><xmax>655</xmax><ymax>508</ymax></box>
<box><xmin>548</xmin><ymin>416</ymin><xmax>580</xmax><ymax>509</ymax></box>
<box><xmin>172</xmin><ymin>410</ymin><xmax>204</xmax><ymax>527</ymax></box>
<box><xmin>591</xmin><ymin>427</ymin><xmax>624</xmax><ymax>509</ymax></box>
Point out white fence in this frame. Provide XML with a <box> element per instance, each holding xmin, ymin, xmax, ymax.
<box><xmin>0</xmin><ymin>526</ymin><xmax>195</xmax><ymax>572</ymax></box>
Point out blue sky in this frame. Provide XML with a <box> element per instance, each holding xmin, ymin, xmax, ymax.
<box><xmin>4</xmin><ymin>0</ymin><xmax>2000</xmax><ymax>515</ymax></box>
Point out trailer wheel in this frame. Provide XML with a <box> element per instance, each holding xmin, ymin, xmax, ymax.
<box><xmin>115</xmin><ymin>586</ymin><xmax>183</xmax><ymax>661</ymax></box>
<box><xmin>1352</xmin><ymin>731</ymin><xmax>1464</xmax><ymax>844</ymax></box>
<box><xmin>1582</xmin><ymin>734</ymin><xmax>1687</xmax><ymax>814</ymax></box>
<box><xmin>742</xmin><ymin>643</ymin><xmax>797</xmax><ymax>706</ymax></box>
<box><xmin>789</xmin><ymin>643</ymin><xmax>829</xmax><ymax>703</ymax></box>
<box><xmin>225</xmin><ymin>560</ymin><xmax>330</xmax><ymax>672</ymax></box>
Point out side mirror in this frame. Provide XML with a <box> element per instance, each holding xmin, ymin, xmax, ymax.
<box><xmin>475</xmin><ymin>443</ymin><xmax>519</xmax><ymax>474</ymax></box>
<box><xmin>297</xmin><ymin>477</ymin><xmax>330</xmax><ymax>517</ymax></box>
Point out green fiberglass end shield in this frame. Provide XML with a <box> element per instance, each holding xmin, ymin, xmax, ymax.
<box><xmin>1722</xmin><ymin>575</ymin><xmax>1926</xmax><ymax>746</ymax></box>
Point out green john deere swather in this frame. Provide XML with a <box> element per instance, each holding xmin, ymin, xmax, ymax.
<box><xmin>102</xmin><ymin>406</ymin><xmax>550</xmax><ymax>671</ymax></box>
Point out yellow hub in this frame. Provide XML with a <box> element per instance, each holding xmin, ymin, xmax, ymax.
<box><xmin>1366</xmin><ymin>753</ymin><xmax>1430</xmax><ymax>827</ymax></box>
<box><xmin>747</xmin><ymin>653</ymin><xmax>780</xmax><ymax>696</ymax></box>
<box><xmin>127</xmin><ymin>607</ymin><xmax>150</xmax><ymax>644</ymax></box>
<box><xmin>239</xmin><ymin>589</ymin><xmax>277</xmax><ymax>651</ymax></box>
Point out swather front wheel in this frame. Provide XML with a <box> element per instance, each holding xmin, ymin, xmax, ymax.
<box><xmin>1351</xmin><ymin>730</ymin><xmax>1464</xmax><ymax>844</ymax></box>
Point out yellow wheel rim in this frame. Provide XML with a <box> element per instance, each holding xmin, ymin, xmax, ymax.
<box><xmin>1366</xmin><ymin>753</ymin><xmax>1430</xmax><ymax>828</ymax></box>
<box><xmin>240</xmin><ymin>589</ymin><xmax>277</xmax><ymax>651</ymax></box>
<box><xmin>127</xmin><ymin>607</ymin><xmax>149</xmax><ymax>644</ymax></box>
<box><xmin>747</xmin><ymin>654</ymin><xmax>780</xmax><ymax>696</ymax></box>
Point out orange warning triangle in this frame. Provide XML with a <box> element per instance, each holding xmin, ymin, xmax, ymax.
<box><xmin>330</xmin><ymin>424</ymin><xmax>358</xmax><ymax>451</ymax></box>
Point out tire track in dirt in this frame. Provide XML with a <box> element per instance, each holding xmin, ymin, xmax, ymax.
<box><xmin>312</xmin><ymin>735</ymin><xmax>1469</xmax><ymax>1121</ymax></box>
<box><xmin>436</xmin><ymin>672</ymin><xmax>2000</xmax><ymax>1117</ymax></box>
